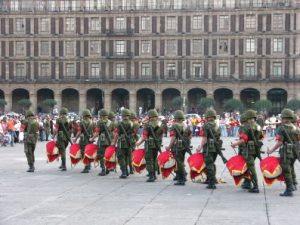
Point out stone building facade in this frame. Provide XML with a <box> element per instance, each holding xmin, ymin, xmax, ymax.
<box><xmin>0</xmin><ymin>0</ymin><xmax>300</xmax><ymax>115</ymax></box>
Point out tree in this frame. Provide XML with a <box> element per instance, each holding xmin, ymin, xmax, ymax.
<box><xmin>254</xmin><ymin>100</ymin><xmax>272</xmax><ymax>114</ymax></box>
<box><xmin>17</xmin><ymin>99</ymin><xmax>32</xmax><ymax>113</ymax></box>
<box><xmin>286</xmin><ymin>99</ymin><xmax>300</xmax><ymax>112</ymax></box>
<box><xmin>0</xmin><ymin>99</ymin><xmax>7</xmax><ymax>113</ymax></box>
<box><xmin>224</xmin><ymin>99</ymin><xmax>243</xmax><ymax>112</ymax></box>
<box><xmin>197</xmin><ymin>97</ymin><xmax>215</xmax><ymax>114</ymax></box>
<box><xmin>172</xmin><ymin>96</ymin><xmax>184</xmax><ymax>110</ymax></box>
<box><xmin>41</xmin><ymin>99</ymin><xmax>57</xmax><ymax>113</ymax></box>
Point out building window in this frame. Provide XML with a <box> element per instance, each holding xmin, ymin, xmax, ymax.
<box><xmin>40</xmin><ymin>18</ymin><xmax>50</xmax><ymax>33</ymax></box>
<box><xmin>141</xmin><ymin>63</ymin><xmax>151</xmax><ymax>78</ymax></box>
<box><xmin>86</xmin><ymin>0</ymin><xmax>95</xmax><ymax>10</ymax></box>
<box><xmin>192</xmin><ymin>16</ymin><xmax>202</xmax><ymax>30</ymax></box>
<box><xmin>90</xmin><ymin>41</ymin><xmax>100</xmax><ymax>55</ymax></box>
<box><xmin>65</xmin><ymin>41</ymin><xmax>75</xmax><ymax>56</ymax></box>
<box><xmin>192</xmin><ymin>39</ymin><xmax>202</xmax><ymax>54</ymax></box>
<box><xmin>166</xmin><ymin>40</ymin><xmax>177</xmax><ymax>55</ymax></box>
<box><xmin>65</xmin><ymin>18</ymin><xmax>75</xmax><ymax>32</ymax></box>
<box><xmin>192</xmin><ymin>63</ymin><xmax>202</xmax><ymax>78</ymax></box>
<box><xmin>219</xmin><ymin>15</ymin><xmax>229</xmax><ymax>31</ymax></box>
<box><xmin>15</xmin><ymin>41</ymin><xmax>25</xmax><ymax>56</ymax></box>
<box><xmin>16</xmin><ymin>63</ymin><xmax>25</xmax><ymax>77</ymax></box>
<box><xmin>273</xmin><ymin>14</ymin><xmax>283</xmax><ymax>30</ymax></box>
<box><xmin>141</xmin><ymin>40</ymin><xmax>151</xmax><ymax>54</ymax></box>
<box><xmin>48</xmin><ymin>0</ymin><xmax>56</xmax><ymax>11</ymax></box>
<box><xmin>141</xmin><ymin>17</ymin><xmax>151</xmax><ymax>31</ymax></box>
<box><xmin>90</xmin><ymin>63</ymin><xmax>100</xmax><ymax>78</ymax></box>
<box><xmin>245</xmin><ymin>15</ymin><xmax>256</xmax><ymax>30</ymax></box>
<box><xmin>219</xmin><ymin>39</ymin><xmax>229</xmax><ymax>54</ymax></box>
<box><xmin>115</xmin><ymin>41</ymin><xmax>126</xmax><ymax>55</ymax></box>
<box><xmin>273</xmin><ymin>38</ymin><xmax>283</xmax><ymax>53</ymax></box>
<box><xmin>15</xmin><ymin>18</ymin><xmax>25</xmax><ymax>33</ymax></box>
<box><xmin>245</xmin><ymin>38</ymin><xmax>255</xmax><ymax>53</ymax></box>
<box><xmin>166</xmin><ymin>16</ymin><xmax>177</xmax><ymax>31</ymax></box>
<box><xmin>245</xmin><ymin>62</ymin><xmax>255</xmax><ymax>77</ymax></box>
<box><xmin>40</xmin><ymin>63</ymin><xmax>50</xmax><ymax>77</ymax></box>
<box><xmin>219</xmin><ymin>63</ymin><xmax>229</xmax><ymax>77</ymax></box>
<box><xmin>273</xmin><ymin>62</ymin><xmax>282</xmax><ymax>77</ymax></box>
<box><xmin>10</xmin><ymin>1</ymin><xmax>19</xmax><ymax>11</ymax></box>
<box><xmin>116</xmin><ymin>63</ymin><xmax>125</xmax><ymax>79</ymax></box>
<box><xmin>167</xmin><ymin>63</ymin><xmax>176</xmax><ymax>79</ymax></box>
<box><xmin>40</xmin><ymin>41</ymin><xmax>50</xmax><ymax>56</ymax></box>
<box><xmin>90</xmin><ymin>18</ymin><xmax>100</xmax><ymax>31</ymax></box>
<box><xmin>115</xmin><ymin>17</ymin><xmax>126</xmax><ymax>30</ymax></box>
<box><xmin>65</xmin><ymin>63</ymin><xmax>75</xmax><ymax>77</ymax></box>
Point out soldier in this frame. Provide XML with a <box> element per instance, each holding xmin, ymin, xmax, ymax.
<box><xmin>73</xmin><ymin>109</ymin><xmax>95</xmax><ymax>173</ymax></box>
<box><xmin>52</xmin><ymin>108</ymin><xmax>71</xmax><ymax>171</ymax></box>
<box><xmin>136</xmin><ymin>109</ymin><xmax>164</xmax><ymax>182</ymax></box>
<box><xmin>128</xmin><ymin>111</ymin><xmax>140</xmax><ymax>174</ymax></box>
<box><xmin>196</xmin><ymin>109</ymin><xmax>224</xmax><ymax>189</ymax></box>
<box><xmin>112</xmin><ymin>109</ymin><xmax>134</xmax><ymax>179</ymax></box>
<box><xmin>231</xmin><ymin>110</ymin><xmax>263</xmax><ymax>193</ymax></box>
<box><xmin>268</xmin><ymin>109</ymin><xmax>298</xmax><ymax>196</ymax></box>
<box><xmin>291</xmin><ymin>113</ymin><xmax>299</xmax><ymax>190</ymax></box>
<box><xmin>166</xmin><ymin>110</ymin><xmax>192</xmax><ymax>185</ymax></box>
<box><xmin>108</xmin><ymin>112</ymin><xmax>116</xmax><ymax>122</ymax></box>
<box><xmin>22</xmin><ymin>110</ymin><xmax>39</xmax><ymax>172</ymax></box>
<box><xmin>90</xmin><ymin>109</ymin><xmax>115</xmax><ymax>176</ymax></box>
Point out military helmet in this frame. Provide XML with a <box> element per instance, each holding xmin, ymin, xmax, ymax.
<box><xmin>99</xmin><ymin>109</ymin><xmax>109</xmax><ymax>117</ymax></box>
<box><xmin>244</xmin><ymin>109</ymin><xmax>257</xmax><ymax>120</ymax></box>
<box><xmin>205</xmin><ymin>109</ymin><xmax>217</xmax><ymax>119</ymax></box>
<box><xmin>240</xmin><ymin>113</ymin><xmax>247</xmax><ymax>123</ymax></box>
<box><xmin>130</xmin><ymin>111</ymin><xmax>137</xmax><ymax>120</ymax></box>
<box><xmin>281</xmin><ymin>108</ymin><xmax>294</xmax><ymax>119</ymax></box>
<box><xmin>292</xmin><ymin>113</ymin><xmax>299</xmax><ymax>123</ymax></box>
<box><xmin>122</xmin><ymin>108</ymin><xmax>131</xmax><ymax>117</ymax></box>
<box><xmin>82</xmin><ymin>109</ymin><xmax>92</xmax><ymax>118</ymax></box>
<box><xmin>108</xmin><ymin>112</ymin><xmax>115</xmax><ymax>120</ymax></box>
<box><xmin>25</xmin><ymin>110</ymin><xmax>34</xmax><ymax>117</ymax></box>
<box><xmin>174</xmin><ymin>110</ymin><xmax>185</xmax><ymax>120</ymax></box>
<box><xmin>60</xmin><ymin>107</ymin><xmax>68</xmax><ymax>115</ymax></box>
<box><xmin>148</xmin><ymin>109</ymin><xmax>159</xmax><ymax>118</ymax></box>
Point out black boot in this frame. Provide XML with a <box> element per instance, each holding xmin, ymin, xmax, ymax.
<box><xmin>206</xmin><ymin>178</ymin><xmax>216</xmax><ymax>189</ymax></box>
<box><xmin>154</xmin><ymin>172</ymin><xmax>157</xmax><ymax>180</ymax></box>
<box><xmin>105</xmin><ymin>168</ymin><xmax>110</xmax><ymax>175</ymax></box>
<box><xmin>81</xmin><ymin>165</ymin><xmax>90</xmax><ymax>173</ymax></box>
<box><xmin>129</xmin><ymin>165</ymin><xmax>134</xmax><ymax>174</ymax></box>
<box><xmin>60</xmin><ymin>159</ymin><xmax>67</xmax><ymax>171</ymax></box>
<box><xmin>125</xmin><ymin>167</ymin><xmax>129</xmax><ymax>176</ymax></box>
<box><xmin>98</xmin><ymin>167</ymin><xmax>106</xmax><ymax>176</ymax></box>
<box><xmin>87</xmin><ymin>164</ymin><xmax>91</xmax><ymax>171</ymax></box>
<box><xmin>241</xmin><ymin>179</ymin><xmax>252</xmax><ymax>190</ymax></box>
<box><xmin>27</xmin><ymin>164</ymin><xmax>34</xmax><ymax>172</ymax></box>
<box><xmin>174</xmin><ymin>173</ymin><xmax>185</xmax><ymax>186</ymax></box>
<box><xmin>147</xmin><ymin>172</ymin><xmax>155</xmax><ymax>182</ymax></box>
<box><xmin>280</xmin><ymin>187</ymin><xmax>293</xmax><ymax>197</ymax></box>
<box><xmin>173</xmin><ymin>173</ymin><xmax>178</xmax><ymax>181</ymax></box>
<box><xmin>248</xmin><ymin>184</ymin><xmax>259</xmax><ymax>193</ymax></box>
<box><xmin>119</xmin><ymin>169</ymin><xmax>127</xmax><ymax>179</ymax></box>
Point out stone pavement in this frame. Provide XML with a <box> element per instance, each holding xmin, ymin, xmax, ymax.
<box><xmin>0</xmin><ymin>137</ymin><xmax>299</xmax><ymax>225</ymax></box>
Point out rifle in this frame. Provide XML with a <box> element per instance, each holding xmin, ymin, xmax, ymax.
<box><xmin>207</xmin><ymin>126</ymin><xmax>227</xmax><ymax>163</ymax></box>
<box><xmin>81</xmin><ymin>120</ymin><xmax>93</xmax><ymax>143</ymax></box>
<box><xmin>119</xmin><ymin>122</ymin><xmax>132</xmax><ymax>149</ymax></box>
<box><xmin>60</xmin><ymin>119</ymin><xmax>73</xmax><ymax>145</ymax></box>
<box><xmin>282</xmin><ymin>126</ymin><xmax>300</xmax><ymax>162</ymax></box>
<box><xmin>249</xmin><ymin>127</ymin><xmax>263</xmax><ymax>161</ymax></box>
<box><xmin>173</xmin><ymin>125</ymin><xmax>192</xmax><ymax>155</ymax></box>
<box><xmin>148</xmin><ymin>126</ymin><xmax>162</xmax><ymax>153</ymax></box>
<box><xmin>102</xmin><ymin>121</ymin><xmax>112</xmax><ymax>144</ymax></box>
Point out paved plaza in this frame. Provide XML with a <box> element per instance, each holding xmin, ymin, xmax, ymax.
<box><xmin>0</xmin><ymin>137</ymin><xmax>299</xmax><ymax>225</ymax></box>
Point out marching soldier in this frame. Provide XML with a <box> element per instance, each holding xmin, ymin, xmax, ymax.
<box><xmin>197</xmin><ymin>109</ymin><xmax>224</xmax><ymax>189</ymax></box>
<box><xmin>268</xmin><ymin>109</ymin><xmax>298</xmax><ymax>196</ymax></box>
<box><xmin>52</xmin><ymin>108</ymin><xmax>71</xmax><ymax>171</ymax></box>
<box><xmin>129</xmin><ymin>111</ymin><xmax>140</xmax><ymax>174</ymax></box>
<box><xmin>112</xmin><ymin>109</ymin><xmax>134</xmax><ymax>179</ymax></box>
<box><xmin>90</xmin><ymin>109</ymin><xmax>115</xmax><ymax>176</ymax></box>
<box><xmin>291</xmin><ymin>113</ymin><xmax>299</xmax><ymax>190</ymax></box>
<box><xmin>22</xmin><ymin>110</ymin><xmax>39</xmax><ymax>172</ymax></box>
<box><xmin>136</xmin><ymin>109</ymin><xmax>164</xmax><ymax>182</ymax></box>
<box><xmin>231</xmin><ymin>110</ymin><xmax>263</xmax><ymax>193</ymax></box>
<box><xmin>166</xmin><ymin>110</ymin><xmax>192</xmax><ymax>186</ymax></box>
<box><xmin>73</xmin><ymin>109</ymin><xmax>95</xmax><ymax>173</ymax></box>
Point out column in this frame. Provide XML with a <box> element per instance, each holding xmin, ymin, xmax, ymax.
<box><xmin>155</xmin><ymin>91</ymin><xmax>162</xmax><ymax>113</ymax></box>
<box><xmin>104</xmin><ymin>91</ymin><xmax>112</xmax><ymax>112</ymax></box>
<box><xmin>129</xmin><ymin>91</ymin><xmax>137</xmax><ymax>112</ymax></box>
<box><xmin>30</xmin><ymin>92</ymin><xmax>37</xmax><ymax>113</ymax></box>
<box><xmin>79</xmin><ymin>92</ymin><xmax>86</xmax><ymax>112</ymax></box>
<box><xmin>260</xmin><ymin>91</ymin><xmax>267</xmax><ymax>100</ymax></box>
<box><xmin>5</xmin><ymin>92</ymin><xmax>12</xmax><ymax>113</ymax></box>
<box><xmin>54</xmin><ymin>92</ymin><xmax>62</xmax><ymax>111</ymax></box>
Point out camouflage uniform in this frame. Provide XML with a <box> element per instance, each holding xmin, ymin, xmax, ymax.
<box><xmin>128</xmin><ymin>111</ymin><xmax>140</xmax><ymax>174</ymax></box>
<box><xmin>22</xmin><ymin>111</ymin><xmax>39</xmax><ymax>172</ymax></box>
